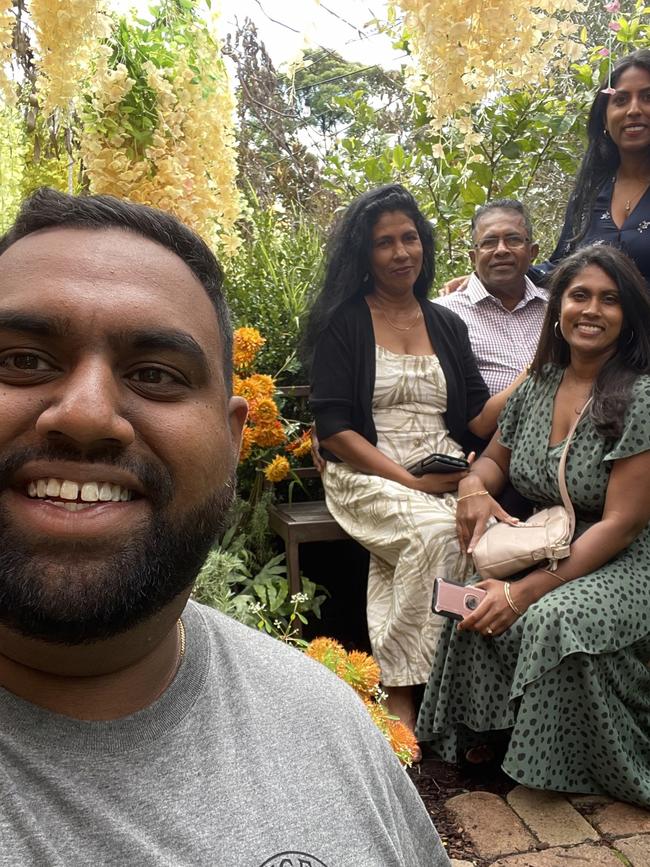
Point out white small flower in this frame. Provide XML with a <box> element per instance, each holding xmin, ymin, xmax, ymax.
<box><xmin>290</xmin><ymin>592</ymin><xmax>308</xmax><ymax>604</ymax></box>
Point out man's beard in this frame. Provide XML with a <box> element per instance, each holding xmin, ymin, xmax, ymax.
<box><xmin>0</xmin><ymin>444</ymin><xmax>235</xmax><ymax>645</ymax></box>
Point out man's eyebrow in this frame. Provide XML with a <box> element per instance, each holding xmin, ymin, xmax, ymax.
<box><xmin>0</xmin><ymin>311</ymin><xmax>70</xmax><ymax>337</ymax></box>
<box><xmin>115</xmin><ymin>329</ymin><xmax>210</xmax><ymax>368</ymax></box>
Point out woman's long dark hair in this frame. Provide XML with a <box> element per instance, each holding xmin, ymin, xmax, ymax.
<box><xmin>532</xmin><ymin>245</ymin><xmax>650</xmax><ymax>437</ymax></box>
<box><xmin>567</xmin><ymin>49</ymin><xmax>650</xmax><ymax>250</ymax></box>
<box><xmin>301</xmin><ymin>184</ymin><xmax>435</xmax><ymax>369</ymax></box>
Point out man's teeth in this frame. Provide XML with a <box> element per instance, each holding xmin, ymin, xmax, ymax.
<box><xmin>26</xmin><ymin>479</ymin><xmax>132</xmax><ymax>503</ymax></box>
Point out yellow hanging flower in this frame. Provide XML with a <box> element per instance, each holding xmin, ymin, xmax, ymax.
<box><xmin>233</xmin><ymin>327</ymin><xmax>266</xmax><ymax>371</ymax></box>
<box><xmin>263</xmin><ymin>455</ymin><xmax>291</xmax><ymax>483</ymax></box>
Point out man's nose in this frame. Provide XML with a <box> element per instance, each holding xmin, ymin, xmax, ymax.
<box><xmin>493</xmin><ymin>237</ymin><xmax>510</xmax><ymax>253</ymax></box>
<box><xmin>35</xmin><ymin>358</ymin><xmax>135</xmax><ymax>448</ymax></box>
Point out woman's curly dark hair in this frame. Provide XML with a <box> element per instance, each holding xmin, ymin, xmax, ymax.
<box><xmin>566</xmin><ymin>49</ymin><xmax>650</xmax><ymax>251</ymax></box>
<box><xmin>301</xmin><ymin>184</ymin><xmax>434</xmax><ymax>370</ymax></box>
<box><xmin>532</xmin><ymin>244</ymin><xmax>650</xmax><ymax>437</ymax></box>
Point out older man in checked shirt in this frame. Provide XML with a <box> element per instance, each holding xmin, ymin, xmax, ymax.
<box><xmin>435</xmin><ymin>199</ymin><xmax>547</xmax><ymax>395</ymax></box>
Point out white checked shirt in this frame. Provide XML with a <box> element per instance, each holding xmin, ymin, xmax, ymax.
<box><xmin>434</xmin><ymin>274</ymin><xmax>548</xmax><ymax>395</ymax></box>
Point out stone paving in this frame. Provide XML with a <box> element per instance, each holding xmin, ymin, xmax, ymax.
<box><xmin>445</xmin><ymin>787</ymin><xmax>650</xmax><ymax>866</ymax></box>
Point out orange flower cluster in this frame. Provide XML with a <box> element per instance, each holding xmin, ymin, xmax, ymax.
<box><xmin>306</xmin><ymin>637</ymin><xmax>417</xmax><ymax>765</ymax></box>
<box><xmin>285</xmin><ymin>428</ymin><xmax>313</xmax><ymax>460</ymax></box>
<box><xmin>233</xmin><ymin>327</ymin><xmax>266</xmax><ymax>372</ymax></box>
<box><xmin>232</xmin><ymin>327</ymin><xmax>314</xmax><ymax>479</ymax></box>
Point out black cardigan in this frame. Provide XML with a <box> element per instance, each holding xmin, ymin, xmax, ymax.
<box><xmin>309</xmin><ymin>296</ymin><xmax>490</xmax><ymax>461</ymax></box>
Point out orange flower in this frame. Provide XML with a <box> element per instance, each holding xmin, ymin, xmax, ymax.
<box><xmin>263</xmin><ymin>455</ymin><xmax>291</xmax><ymax>483</ymax></box>
<box><xmin>238</xmin><ymin>425</ymin><xmax>254</xmax><ymax>463</ymax></box>
<box><xmin>337</xmin><ymin>651</ymin><xmax>381</xmax><ymax>698</ymax></box>
<box><xmin>247</xmin><ymin>373</ymin><xmax>275</xmax><ymax>399</ymax></box>
<box><xmin>305</xmin><ymin>637</ymin><xmax>347</xmax><ymax>673</ymax></box>
<box><xmin>249</xmin><ymin>397</ymin><xmax>279</xmax><ymax>426</ymax></box>
<box><xmin>286</xmin><ymin>429</ymin><xmax>313</xmax><ymax>460</ymax></box>
<box><xmin>386</xmin><ymin>718</ymin><xmax>418</xmax><ymax>766</ymax></box>
<box><xmin>233</xmin><ymin>327</ymin><xmax>265</xmax><ymax>371</ymax></box>
<box><xmin>234</xmin><ymin>373</ymin><xmax>275</xmax><ymax>402</ymax></box>
<box><xmin>253</xmin><ymin>421</ymin><xmax>286</xmax><ymax>448</ymax></box>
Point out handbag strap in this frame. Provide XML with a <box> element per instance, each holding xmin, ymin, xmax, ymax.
<box><xmin>557</xmin><ymin>396</ymin><xmax>593</xmax><ymax>535</ymax></box>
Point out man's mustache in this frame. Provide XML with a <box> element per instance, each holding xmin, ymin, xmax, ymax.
<box><xmin>0</xmin><ymin>443</ymin><xmax>174</xmax><ymax>509</ymax></box>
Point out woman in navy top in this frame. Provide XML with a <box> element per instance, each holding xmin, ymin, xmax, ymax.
<box><xmin>536</xmin><ymin>49</ymin><xmax>650</xmax><ymax>284</ymax></box>
<box><xmin>443</xmin><ymin>50</ymin><xmax>650</xmax><ymax>293</ymax></box>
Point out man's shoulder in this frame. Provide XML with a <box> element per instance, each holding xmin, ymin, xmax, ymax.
<box><xmin>431</xmin><ymin>292</ymin><xmax>469</xmax><ymax>313</ymax></box>
<box><xmin>192</xmin><ymin>601</ymin><xmax>370</xmax><ymax>706</ymax></box>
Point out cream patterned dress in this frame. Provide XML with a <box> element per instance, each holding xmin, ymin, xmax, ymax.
<box><xmin>322</xmin><ymin>346</ymin><xmax>471</xmax><ymax>687</ymax></box>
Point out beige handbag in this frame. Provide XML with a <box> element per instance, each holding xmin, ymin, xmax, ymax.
<box><xmin>472</xmin><ymin>399</ymin><xmax>592</xmax><ymax>580</ymax></box>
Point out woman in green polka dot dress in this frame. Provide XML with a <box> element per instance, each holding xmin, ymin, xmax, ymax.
<box><xmin>417</xmin><ymin>245</ymin><xmax>650</xmax><ymax>806</ymax></box>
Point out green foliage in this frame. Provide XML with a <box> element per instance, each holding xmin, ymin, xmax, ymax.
<box><xmin>192</xmin><ymin>494</ymin><xmax>328</xmax><ymax>633</ymax></box>
<box><xmin>224</xmin><ymin>186</ymin><xmax>325</xmax><ymax>379</ymax></box>
<box><xmin>321</xmin><ymin>4</ymin><xmax>650</xmax><ymax>287</ymax></box>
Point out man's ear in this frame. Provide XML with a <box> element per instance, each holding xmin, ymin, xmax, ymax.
<box><xmin>228</xmin><ymin>396</ymin><xmax>248</xmax><ymax>461</ymax></box>
<box><xmin>469</xmin><ymin>248</ymin><xmax>476</xmax><ymax>269</ymax></box>
<box><xmin>530</xmin><ymin>242</ymin><xmax>539</xmax><ymax>263</ymax></box>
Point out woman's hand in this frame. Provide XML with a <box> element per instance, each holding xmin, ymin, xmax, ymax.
<box><xmin>409</xmin><ymin>470</ymin><xmax>469</xmax><ymax>495</ymax></box>
<box><xmin>439</xmin><ymin>274</ymin><xmax>470</xmax><ymax>296</ymax></box>
<box><xmin>310</xmin><ymin>424</ymin><xmax>326</xmax><ymax>473</ymax></box>
<box><xmin>456</xmin><ymin>491</ymin><xmax>519</xmax><ymax>555</ymax></box>
<box><xmin>457</xmin><ymin>578</ymin><xmax>528</xmax><ymax>636</ymax></box>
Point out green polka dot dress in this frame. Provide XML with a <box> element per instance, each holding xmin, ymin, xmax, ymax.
<box><xmin>416</xmin><ymin>365</ymin><xmax>650</xmax><ymax>807</ymax></box>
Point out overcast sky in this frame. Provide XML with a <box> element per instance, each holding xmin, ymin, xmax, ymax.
<box><xmin>217</xmin><ymin>0</ymin><xmax>402</xmax><ymax>69</ymax></box>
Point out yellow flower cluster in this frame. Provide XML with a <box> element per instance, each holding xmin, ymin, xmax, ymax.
<box><xmin>0</xmin><ymin>0</ymin><xmax>15</xmax><ymax>105</ymax></box>
<box><xmin>392</xmin><ymin>0</ymin><xmax>585</xmax><ymax>144</ymax></box>
<box><xmin>306</xmin><ymin>637</ymin><xmax>417</xmax><ymax>765</ymax></box>
<box><xmin>30</xmin><ymin>0</ymin><xmax>110</xmax><ymax>114</ymax></box>
<box><xmin>233</xmin><ymin>327</ymin><xmax>266</xmax><ymax>372</ymax></box>
<box><xmin>263</xmin><ymin>454</ymin><xmax>291</xmax><ymax>483</ymax></box>
<box><xmin>82</xmin><ymin>18</ymin><xmax>241</xmax><ymax>252</ymax></box>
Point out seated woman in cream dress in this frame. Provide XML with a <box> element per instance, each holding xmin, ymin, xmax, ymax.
<box><xmin>304</xmin><ymin>185</ymin><xmax>527</xmax><ymax>751</ymax></box>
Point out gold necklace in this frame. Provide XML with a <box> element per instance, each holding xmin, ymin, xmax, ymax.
<box><xmin>375</xmin><ymin>304</ymin><xmax>422</xmax><ymax>332</ymax></box>
<box><xmin>177</xmin><ymin>617</ymin><xmax>186</xmax><ymax>660</ymax></box>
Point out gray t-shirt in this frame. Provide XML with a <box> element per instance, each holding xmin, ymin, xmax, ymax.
<box><xmin>0</xmin><ymin>601</ymin><xmax>449</xmax><ymax>866</ymax></box>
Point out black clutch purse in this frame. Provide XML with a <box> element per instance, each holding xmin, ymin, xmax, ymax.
<box><xmin>406</xmin><ymin>452</ymin><xmax>469</xmax><ymax>477</ymax></box>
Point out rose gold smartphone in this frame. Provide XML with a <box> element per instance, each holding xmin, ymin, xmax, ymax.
<box><xmin>433</xmin><ymin>578</ymin><xmax>487</xmax><ymax>621</ymax></box>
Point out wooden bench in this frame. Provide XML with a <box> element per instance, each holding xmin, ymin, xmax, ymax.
<box><xmin>266</xmin><ymin>385</ymin><xmax>350</xmax><ymax>598</ymax></box>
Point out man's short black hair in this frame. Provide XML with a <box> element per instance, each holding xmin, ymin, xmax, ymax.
<box><xmin>471</xmin><ymin>199</ymin><xmax>533</xmax><ymax>243</ymax></box>
<box><xmin>0</xmin><ymin>187</ymin><xmax>233</xmax><ymax>390</ymax></box>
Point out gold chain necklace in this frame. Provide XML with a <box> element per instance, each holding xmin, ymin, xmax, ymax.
<box><xmin>177</xmin><ymin>617</ymin><xmax>186</xmax><ymax>660</ymax></box>
<box><xmin>375</xmin><ymin>304</ymin><xmax>422</xmax><ymax>332</ymax></box>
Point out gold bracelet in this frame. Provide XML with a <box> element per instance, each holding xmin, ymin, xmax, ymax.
<box><xmin>541</xmin><ymin>567</ymin><xmax>567</xmax><ymax>584</ymax></box>
<box><xmin>456</xmin><ymin>490</ymin><xmax>489</xmax><ymax>503</ymax></box>
<box><xmin>504</xmin><ymin>581</ymin><xmax>523</xmax><ymax>617</ymax></box>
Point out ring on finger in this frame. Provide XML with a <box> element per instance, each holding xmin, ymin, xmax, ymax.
<box><xmin>486</xmin><ymin>626</ymin><xmax>494</xmax><ymax>635</ymax></box>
